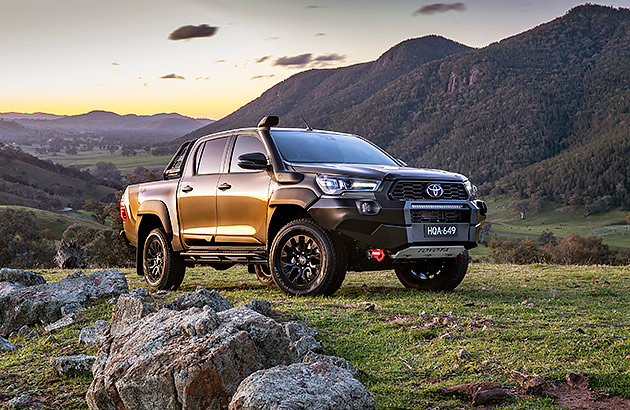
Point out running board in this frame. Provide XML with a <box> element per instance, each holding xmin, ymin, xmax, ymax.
<box><xmin>181</xmin><ymin>249</ymin><xmax>266</xmax><ymax>264</ymax></box>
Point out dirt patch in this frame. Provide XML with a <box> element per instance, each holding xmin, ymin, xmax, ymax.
<box><xmin>542</xmin><ymin>382</ymin><xmax>630</xmax><ymax>410</ymax></box>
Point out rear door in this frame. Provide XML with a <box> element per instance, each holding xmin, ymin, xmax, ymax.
<box><xmin>177</xmin><ymin>136</ymin><xmax>230</xmax><ymax>247</ymax></box>
<box><xmin>215</xmin><ymin>133</ymin><xmax>271</xmax><ymax>244</ymax></box>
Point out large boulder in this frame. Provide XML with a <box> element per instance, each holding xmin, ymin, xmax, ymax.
<box><xmin>0</xmin><ymin>268</ymin><xmax>46</xmax><ymax>287</ymax></box>
<box><xmin>0</xmin><ymin>269</ymin><xmax>128</xmax><ymax>337</ymax></box>
<box><xmin>87</xmin><ymin>306</ymin><xmax>265</xmax><ymax>410</ymax></box>
<box><xmin>110</xmin><ymin>296</ymin><xmax>156</xmax><ymax>336</ymax></box>
<box><xmin>79</xmin><ymin>320</ymin><xmax>112</xmax><ymax>347</ymax></box>
<box><xmin>50</xmin><ymin>354</ymin><xmax>96</xmax><ymax>376</ymax></box>
<box><xmin>229</xmin><ymin>362</ymin><xmax>376</xmax><ymax>410</ymax></box>
<box><xmin>165</xmin><ymin>286</ymin><xmax>233</xmax><ymax>312</ymax></box>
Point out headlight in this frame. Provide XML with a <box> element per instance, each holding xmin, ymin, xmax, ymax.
<box><xmin>463</xmin><ymin>179</ymin><xmax>478</xmax><ymax>199</ymax></box>
<box><xmin>316</xmin><ymin>174</ymin><xmax>380</xmax><ymax>195</ymax></box>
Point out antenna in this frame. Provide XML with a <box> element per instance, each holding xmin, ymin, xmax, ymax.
<box><xmin>300</xmin><ymin>116</ymin><xmax>313</xmax><ymax>131</ymax></box>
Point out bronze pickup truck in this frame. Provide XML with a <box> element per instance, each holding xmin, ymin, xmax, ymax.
<box><xmin>120</xmin><ymin>116</ymin><xmax>487</xmax><ymax>296</ymax></box>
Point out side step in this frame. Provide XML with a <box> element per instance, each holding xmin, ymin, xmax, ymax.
<box><xmin>181</xmin><ymin>246</ymin><xmax>266</xmax><ymax>264</ymax></box>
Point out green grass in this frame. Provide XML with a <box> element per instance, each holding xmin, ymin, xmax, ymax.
<box><xmin>0</xmin><ymin>205</ymin><xmax>106</xmax><ymax>239</ymax></box>
<box><xmin>18</xmin><ymin>146</ymin><xmax>172</xmax><ymax>175</ymax></box>
<box><xmin>2</xmin><ymin>264</ymin><xmax>629</xmax><ymax>409</ymax></box>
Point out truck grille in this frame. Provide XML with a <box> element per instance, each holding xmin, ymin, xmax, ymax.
<box><xmin>389</xmin><ymin>181</ymin><xmax>468</xmax><ymax>201</ymax></box>
<box><xmin>410</xmin><ymin>209</ymin><xmax>470</xmax><ymax>223</ymax></box>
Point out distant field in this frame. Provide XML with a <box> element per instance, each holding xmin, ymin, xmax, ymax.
<box><xmin>17</xmin><ymin>145</ymin><xmax>172</xmax><ymax>175</ymax></box>
<box><xmin>0</xmin><ymin>205</ymin><xmax>106</xmax><ymax>239</ymax></box>
<box><xmin>470</xmin><ymin>197</ymin><xmax>630</xmax><ymax>259</ymax></box>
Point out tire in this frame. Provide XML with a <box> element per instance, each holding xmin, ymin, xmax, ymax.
<box><xmin>394</xmin><ymin>250</ymin><xmax>469</xmax><ymax>291</ymax></box>
<box><xmin>254</xmin><ymin>264</ymin><xmax>274</xmax><ymax>286</ymax></box>
<box><xmin>142</xmin><ymin>228</ymin><xmax>186</xmax><ymax>290</ymax></box>
<box><xmin>269</xmin><ymin>219</ymin><xmax>346</xmax><ymax>296</ymax></box>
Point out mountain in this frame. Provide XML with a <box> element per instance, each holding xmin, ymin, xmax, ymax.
<box><xmin>176</xmin><ymin>35</ymin><xmax>472</xmax><ymax>140</ymax></box>
<box><xmin>0</xmin><ymin>111</ymin><xmax>214</xmax><ymax>143</ymax></box>
<box><xmin>174</xmin><ymin>4</ymin><xmax>630</xmax><ymax>210</ymax></box>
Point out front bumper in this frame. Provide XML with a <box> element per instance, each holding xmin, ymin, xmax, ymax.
<box><xmin>308</xmin><ymin>196</ymin><xmax>486</xmax><ymax>253</ymax></box>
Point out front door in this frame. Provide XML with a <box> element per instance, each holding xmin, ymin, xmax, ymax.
<box><xmin>178</xmin><ymin>136</ymin><xmax>229</xmax><ymax>247</ymax></box>
<box><xmin>216</xmin><ymin>134</ymin><xmax>271</xmax><ymax>244</ymax></box>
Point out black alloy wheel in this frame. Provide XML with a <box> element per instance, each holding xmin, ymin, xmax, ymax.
<box><xmin>269</xmin><ymin>219</ymin><xmax>346</xmax><ymax>296</ymax></box>
<box><xmin>142</xmin><ymin>228</ymin><xmax>185</xmax><ymax>290</ymax></box>
<box><xmin>394</xmin><ymin>250</ymin><xmax>469</xmax><ymax>291</ymax></box>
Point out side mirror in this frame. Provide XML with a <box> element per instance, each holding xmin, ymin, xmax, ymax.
<box><xmin>163</xmin><ymin>168</ymin><xmax>181</xmax><ymax>179</ymax></box>
<box><xmin>238</xmin><ymin>152</ymin><xmax>270</xmax><ymax>170</ymax></box>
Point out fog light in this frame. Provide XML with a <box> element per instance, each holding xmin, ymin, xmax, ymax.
<box><xmin>356</xmin><ymin>200</ymin><xmax>381</xmax><ymax>215</ymax></box>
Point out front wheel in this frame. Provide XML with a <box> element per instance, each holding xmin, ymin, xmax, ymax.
<box><xmin>394</xmin><ymin>251</ymin><xmax>469</xmax><ymax>291</ymax></box>
<box><xmin>143</xmin><ymin>228</ymin><xmax>185</xmax><ymax>290</ymax></box>
<box><xmin>269</xmin><ymin>219</ymin><xmax>346</xmax><ymax>296</ymax></box>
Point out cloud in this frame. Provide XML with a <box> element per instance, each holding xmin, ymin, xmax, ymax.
<box><xmin>250</xmin><ymin>74</ymin><xmax>276</xmax><ymax>80</ymax></box>
<box><xmin>315</xmin><ymin>32</ymin><xmax>326</xmax><ymax>37</ymax></box>
<box><xmin>160</xmin><ymin>73</ymin><xmax>186</xmax><ymax>80</ymax></box>
<box><xmin>306</xmin><ymin>5</ymin><xmax>320</xmax><ymax>8</ymax></box>
<box><xmin>111</xmin><ymin>62</ymin><xmax>120</xmax><ymax>66</ymax></box>
<box><xmin>274</xmin><ymin>53</ymin><xmax>313</xmax><ymax>67</ymax></box>
<box><xmin>168</xmin><ymin>24</ymin><xmax>218</xmax><ymax>40</ymax></box>
<box><xmin>195</xmin><ymin>76</ymin><xmax>210</xmax><ymax>80</ymax></box>
<box><xmin>215</xmin><ymin>59</ymin><xmax>226</xmax><ymax>63</ymax></box>
<box><xmin>314</xmin><ymin>53</ymin><xmax>345</xmax><ymax>62</ymax></box>
<box><xmin>256</xmin><ymin>56</ymin><xmax>271</xmax><ymax>63</ymax></box>
<box><xmin>265</xmin><ymin>37</ymin><xmax>280</xmax><ymax>41</ymax></box>
<box><xmin>413</xmin><ymin>2</ymin><xmax>466</xmax><ymax>15</ymax></box>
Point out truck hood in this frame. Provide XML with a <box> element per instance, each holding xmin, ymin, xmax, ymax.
<box><xmin>288</xmin><ymin>163</ymin><xmax>467</xmax><ymax>182</ymax></box>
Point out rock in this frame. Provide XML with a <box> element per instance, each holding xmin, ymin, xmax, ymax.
<box><xmin>294</xmin><ymin>335</ymin><xmax>323</xmax><ymax>359</ymax></box>
<box><xmin>129</xmin><ymin>287</ymin><xmax>151</xmax><ymax>299</ymax></box>
<box><xmin>166</xmin><ymin>286</ymin><xmax>233</xmax><ymax>312</ymax></box>
<box><xmin>457</xmin><ymin>348</ymin><xmax>471</xmax><ymax>360</ymax></box>
<box><xmin>79</xmin><ymin>320</ymin><xmax>111</xmax><ymax>347</ymax></box>
<box><xmin>437</xmin><ymin>382</ymin><xmax>502</xmax><ymax>396</ymax></box>
<box><xmin>566</xmin><ymin>371</ymin><xmax>590</xmax><ymax>389</ymax></box>
<box><xmin>282</xmin><ymin>321</ymin><xmax>319</xmax><ymax>342</ymax></box>
<box><xmin>110</xmin><ymin>296</ymin><xmax>157</xmax><ymax>336</ymax></box>
<box><xmin>87</xmin><ymin>307</ymin><xmax>263</xmax><ymax>410</ymax></box>
<box><xmin>61</xmin><ymin>302</ymin><xmax>84</xmax><ymax>316</ymax></box>
<box><xmin>0</xmin><ymin>336</ymin><xmax>16</xmax><ymax>352</ymax></box>
<box><xmin>508</xmin><ymin>369</ymin><xmax>547</xmax><ymax>394</ymax></box>
<box><xmin>50</xmin><ymin>354</ymin><xmax>96</xmax><ymax>376</ymax></box>
<box><xmin>229</xmin><ymin>362</ymin><xmax>376</xmax><ymax>410</ymax></box>
<box><xmin>8</xmin><ymin>394</ymin><xmax>44</xmax><ymax>409</ymax></box>
<box><xmin>16</xmin><ymin>325</ymin><xmax>38</xmax><ymax>340</ymax></box>
<box><xmin>0</xmin><ymin>269</ymin><xmax>128</xmax><ymax>337</ymax></box>
<box><xmin>218</xmin><ymin>307</ymin><xmax>298</xmax><ymax>367</ymax></box>
<box><xmin>471</xmin><ymin>387</ymin><xmax>513</xmax><ymax>406</ymax></box>
<box><xmin>0</xmin><ymin>282</ymin><xmax>25</xmax><ymax>297</ymax></box>
<box><xmin>245</xmin><ymin>299</ymin><xmax>272</xmax><ymax>316</ymax></box>
<box><xmin>302</xmin><ymin>351</ymin><xmax>359</xmax><ymax>377</ymax></box>
<box><xmin>44</xmin><ymin>314</ymin><xmax>77</xmax><ymax>333</ymax></box>
<box><xmin>0</xmin><ymin>268</ymin><xmax>46</xmax><ymax>287</ymax></box>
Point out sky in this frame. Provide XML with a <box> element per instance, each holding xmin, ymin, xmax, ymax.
<box><xmin>1</xmin><ymin>0</ymin><xmax>627</xmax><ymax>120</ymax></box>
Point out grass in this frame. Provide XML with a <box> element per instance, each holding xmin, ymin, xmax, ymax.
<box><xmin>1</xmin><ymin>263</ymin><xmax>629</xmax><ymax>409</ymax></box>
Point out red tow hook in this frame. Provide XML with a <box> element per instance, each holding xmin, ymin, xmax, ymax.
<box><xmin>368</xmin><ymin>249</ymin><xmax>386</xmax><ymax>262</ymax></box>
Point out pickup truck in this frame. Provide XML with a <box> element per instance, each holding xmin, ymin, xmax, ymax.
<box><xmin>120</xmin><ymin>116</ymin><xmax>487</xmax><ymax>296</ymax></box>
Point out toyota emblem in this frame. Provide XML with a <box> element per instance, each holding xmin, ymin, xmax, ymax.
<box><xmin>426</xmin><ymin>183</ymin><xmax>444</xmax><ymax>198</ymax></box>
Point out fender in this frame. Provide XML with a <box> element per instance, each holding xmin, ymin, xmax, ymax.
<box><xmin>269</xmin><ymin>187</ymin><xmax>318</xmax><ymax>208</ymax></box>
<box><xmin>137</xmin><ymin>200</ymin><xmax>173</xmax><ymax>237</ymax></box>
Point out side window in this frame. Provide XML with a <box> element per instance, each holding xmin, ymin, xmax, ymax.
<box><xmin>229</xmin><ymin>135</ymin><xmax>267</xmax><ymax>173</ymax></box>
<box><xmin>196</xmin><ymin>137</ymin><xmax>228</xmax><ymax>175</ymax></box>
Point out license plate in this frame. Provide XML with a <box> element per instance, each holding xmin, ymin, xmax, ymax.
<box><xmin>425</xmin><ymin>225</ymin><xmax>458</xmax><ymax>237</ymax></box>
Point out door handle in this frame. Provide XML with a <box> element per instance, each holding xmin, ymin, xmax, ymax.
<box><xmin>218</xmin><ymin>182</ymin><xmax>232</xmax><ymax>191</ymax></box>
<box><xmin>182</xmin><ymin>185</ymin><xmax>193</xmax><ymax>193</ymax></box>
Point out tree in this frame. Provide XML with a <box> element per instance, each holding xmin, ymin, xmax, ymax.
<box><xmin>0</xmin><ymin>208</ymin><xmax>56</xmax><ymax>268</ymax></box>
<box><xmin>92</xmin><ymin>162</ymin><xmax>121</xmax><ymax>183</ymax></box>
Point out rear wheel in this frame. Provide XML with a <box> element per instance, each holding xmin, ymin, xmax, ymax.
<box><xmin>394</xmin><ymin>251</ymin><xmax>469</xmax><ymax>291</ymax></box>
<box><xmin>269</xmin><ymin>219</ymin><xmax>346</xmax><ymax>296</ymax></box>
<box><xmin>254</xmin><ymin>265</ymin><xmax>274</xmax><ymax>286</ymax></box>
<box><xmin>143</xmin><ymin>228</ymin><xmax>185</xmax><ymax>290</ymax></box>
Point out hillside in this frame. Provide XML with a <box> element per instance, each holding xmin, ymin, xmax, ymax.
<box><xmin>174</xmin><ymin>35</ymin><xmax>472</xmax><ymax>141</ymax></box>
<box><xmin>174</xmin><ymin>5</ymin><xmax>630</xmax><ymax>210</ymax></box>
<box><xmin>0</xmin><ymin>144</ymin><xmax>117</xmax><ymax>210</ymax></box>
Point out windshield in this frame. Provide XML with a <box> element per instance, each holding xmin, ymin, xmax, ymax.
<box><xmin>271</xmin><ymin>130</ymin><xmax>397</xmax><ymax>165</ymax></box>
